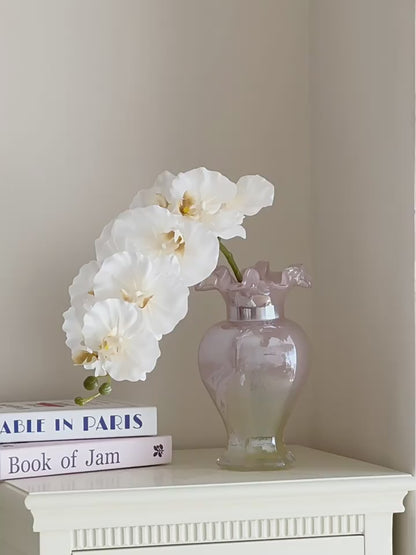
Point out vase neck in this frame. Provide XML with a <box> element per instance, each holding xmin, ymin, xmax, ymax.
<box><xmin>227</xmin><ymin>300</ymin><xmax>283</xmax><ymax>322</ymax></box>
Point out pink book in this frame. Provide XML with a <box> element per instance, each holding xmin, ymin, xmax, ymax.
<box><xmin>0</xmin><ymin>435</ymin><xmax>172</xmax><ymax>479</ymax></box>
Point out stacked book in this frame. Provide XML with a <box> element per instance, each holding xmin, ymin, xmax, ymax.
<box><xmin>0</xmin><ymin>399</ymin><xmax>172</xmax><ymax>479</ymax></box>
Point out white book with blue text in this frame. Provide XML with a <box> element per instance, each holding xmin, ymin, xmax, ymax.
<box><xmin>0</xmin><ymin>398</ymin><xmax>157</xmax><ymax>443</ymax></box>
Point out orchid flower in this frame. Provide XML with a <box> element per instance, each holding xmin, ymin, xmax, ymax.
<box><xmin>79</xmin><ymin>298</ymin><xmax>160</xmax><ymax>382</ymax></box>
<box><xmin>93</xmin><ymin>251</ymin><xmax>189</xmax><ymax>339</ymax></box>
<box><xmin>164</xmin><ymin>168</ymin><xmax>245</xmax><ymax>239</ymax></box>
<box><xmin>128</xmin><ymin>167</ymin><xmax>274</xmax><ymax>281</ymax></box>
<box><xmin>95</xmin><ymin>205</ymin><xmax>219</xmax><ymax>286</ymax></box>
<box><xmin>130</xmin><ymin>167</ymin><xmax>274</xmax><ymax>242</ymax></box>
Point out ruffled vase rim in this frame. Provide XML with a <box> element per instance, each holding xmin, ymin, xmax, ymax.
<box><xmin>195</xmin><ymin>261</ymin><xmax>312</xmax><ymax>295</ymax></box>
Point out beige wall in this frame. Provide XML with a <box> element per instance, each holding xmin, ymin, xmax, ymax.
<box><xmin>310</xmin><ymin>0</ymin><xmax>414</xmax><ymax>475</ymax></box>
<box><xmin>309</xmin><ymin>1</ymin><xmax>415</xmax><ymax>553</ymax></box>
<box><xmin>0</xmin><ymin>0</ymin><xmax>312</xmax><ymax>446</ymax></box>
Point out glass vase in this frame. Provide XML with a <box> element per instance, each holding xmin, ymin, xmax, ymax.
<box><xmin>195</xmin><ymin>262</ymin><xmax>311</xmax><ymax>471</ymax></box>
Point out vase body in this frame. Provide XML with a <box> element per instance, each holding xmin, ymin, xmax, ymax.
<box><xmin>196</xmin><ymin>262</ymin><xmax>311</xmax><ymax>471</ymax></box>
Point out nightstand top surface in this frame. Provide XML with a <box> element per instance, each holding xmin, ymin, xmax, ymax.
<box><xmin>4</xmin><ymin>445</ymin><xmax>414</xmax><ymax>496</ymax></box>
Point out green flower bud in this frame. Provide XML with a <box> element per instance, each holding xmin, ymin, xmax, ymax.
<box><xmin>74</xmin><ymin>396</ymin><xmax>86</xmax><ymax>406</ymax></box>
<box><xmin>83</xmin><ymin>376</ymin><xmax>98</xmax><ymax>391</ymax></box>
<box><xmin>99</xmin><ymin>382</ymin><xmax>112</xmax><ymax>396</ymax></box>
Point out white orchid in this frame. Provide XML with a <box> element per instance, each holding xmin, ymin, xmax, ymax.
<box><xmin>95</xmin><ymin>205</ymin><xmax>219</xmax><ymax>286</ymax></box>
<box><xmin>80</xmin><ymin>298</ymin><xmax>161</xmax><ymax>381</ymax></box>
<box><xmin>129</xmin><ymin>167</ymin><xmax>274</xmax><ymax>240</ymax></box>
<box><xmin>130</xmin><ymin>168</ymin><xmax>242</xmax><ymax>238</ymax></box>
<box><xmin>167</xmin><ymin>168</ymin><xmax>246</xmax><ymax>239</ymax></box>
<box><xmin>93</xmin><ymin>251</ymin><xmax>189</xmax><ymax>339</ymax></box>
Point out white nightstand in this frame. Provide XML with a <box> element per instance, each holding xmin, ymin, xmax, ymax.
<box><xmin>0</xmin><ymin>446</ymin><xmax>414</xmax><ymax>555</ymax></box>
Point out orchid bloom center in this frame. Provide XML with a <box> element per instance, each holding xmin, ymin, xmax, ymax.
<box><xmin>72</xmin><ymin>350</ymin><xmax>97</xmax><ymax>365</ymax></box>
<box><xmin>161</xmin><ymin>229</ymin><xmax>186</xmax><ymax>256</ymax></box>
<box><xmin>179</xmin><ymin>192</ymin><xmax>199</xmax><ymax>217</ymax></box>
<box><xmin>99</xmin><ymin>331</ymin><xmax>124</xmax><ymax>360</ymax></box>
<box><xmin>155</xmin><ymin>193</ymin><xmax>169</xmax><ymax>209</ymax></box>
<box><xmin>121</xmin><ymin>288</ymin><xmax>153</xmax><ymax>309</ymax></box>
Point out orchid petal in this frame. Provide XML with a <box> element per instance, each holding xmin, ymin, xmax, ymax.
<box><xmin>62</xmin><ymin>307</ymin><xmax>84</xmax><ymax>354</ymax></box>
<box><xmin>231</xmin><ymin>175</ymin><xmax>275</xmax><ymax>216</ymax></box>
<box><xmin>68</xmin><ymin>260</ymin><xmax>99</xmax><ymax>305</ymax></box>
<box><xmin>129</xmin><ymin>170</ymin><xmax>175</xmax><ymax>209</ymax></box>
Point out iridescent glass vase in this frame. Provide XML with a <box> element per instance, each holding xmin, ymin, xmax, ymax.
<box><xmin>195</xmin><ymin>262</ymin><xmax>311</xmax><ymax>471</ymax></box>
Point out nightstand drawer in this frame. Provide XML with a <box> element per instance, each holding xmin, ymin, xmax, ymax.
<box><xmin>80</xmin><ymin>535</ymin><xmax>364</xmax><ymax>554</ymax></box>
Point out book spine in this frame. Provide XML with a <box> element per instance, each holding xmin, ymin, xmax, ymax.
<box><xmin>0</xmin><ymin>406</ymin><xmax>157</xmax><ymax>443</ymax></box>
<box><xmin>0</xmin><ymin>436</ymin><xmax>172</xmax><ymax>479</ymax></box>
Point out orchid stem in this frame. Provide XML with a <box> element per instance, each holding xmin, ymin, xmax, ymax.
<box><xmin>74</xmin><ymin>392</ymin><xmax>101</xmax><ymax>406</ymax></box>
<box><xmin>219</xmin><ymin>240</ymin><xmax>243</xmax><ymax>282</ymax></box>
